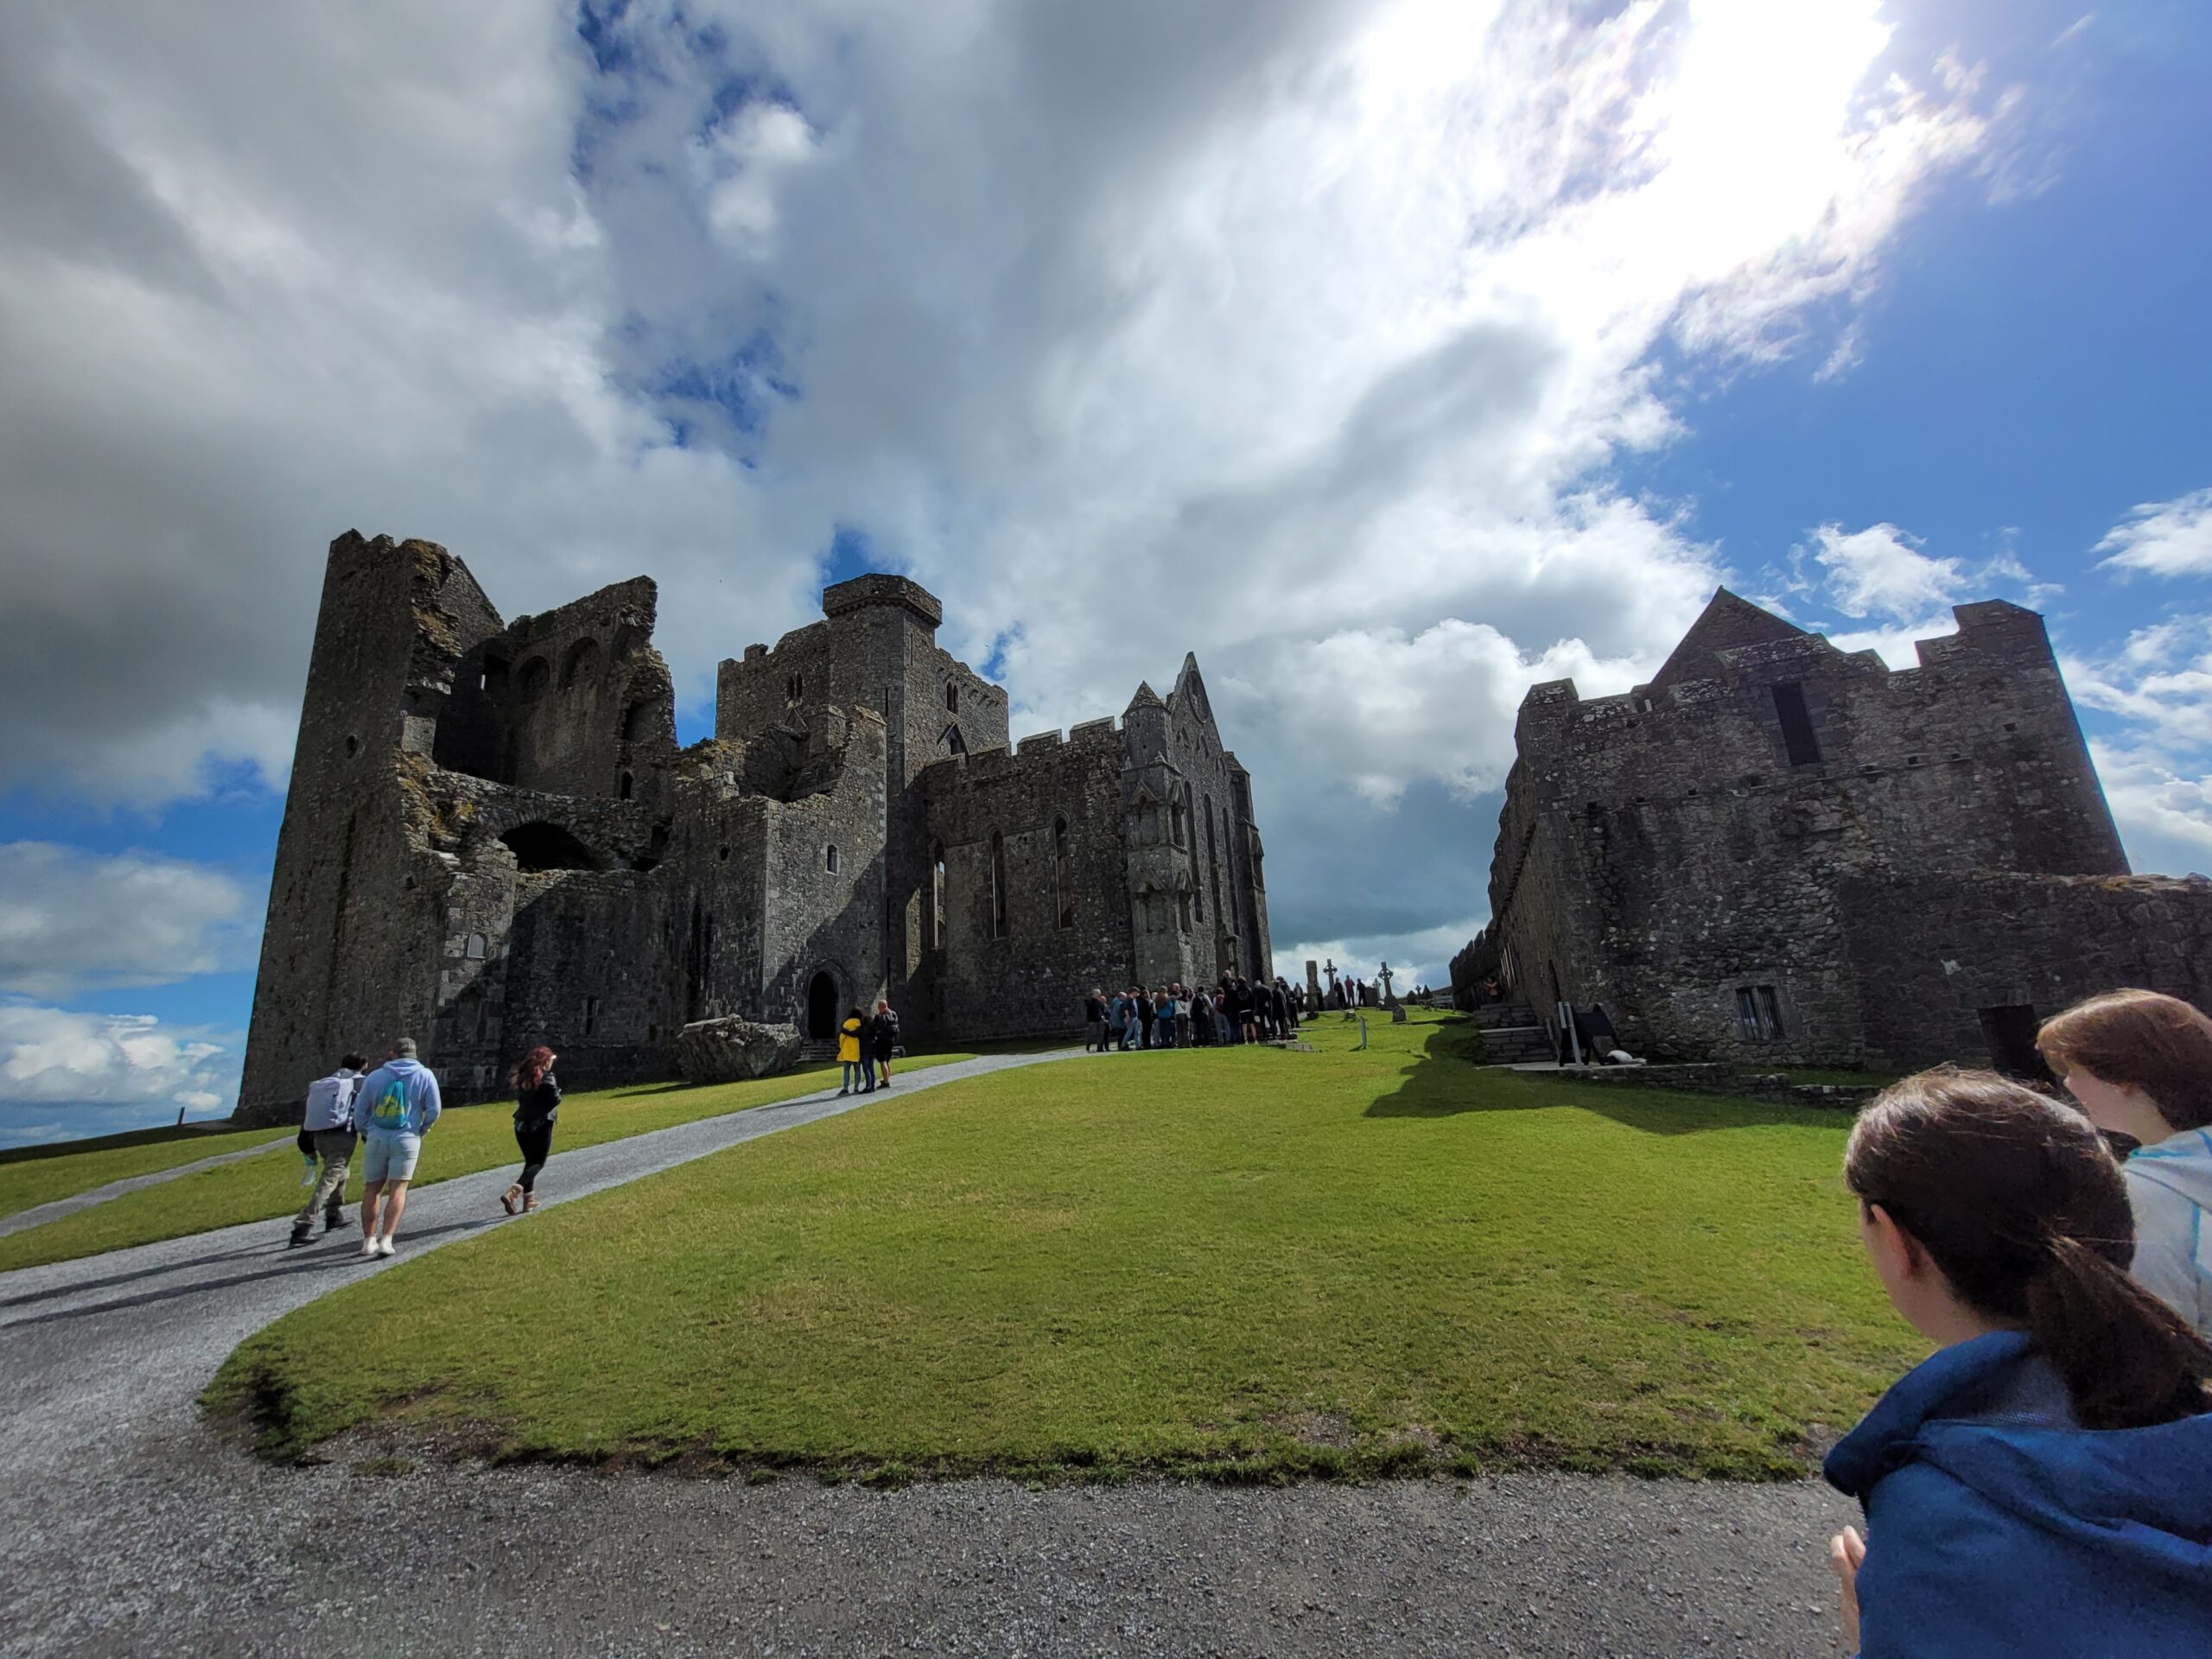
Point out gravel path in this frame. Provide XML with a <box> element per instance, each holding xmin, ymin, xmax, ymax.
<box><xmin>0</xmin><ymin>1046</ymin><xmax>1859</xmax><ymax>1657</ymax></box>
<box><xmin>0</xmin><ymin>1134</ymin><xmax>290</xmax><ymax>1239</ymax></box>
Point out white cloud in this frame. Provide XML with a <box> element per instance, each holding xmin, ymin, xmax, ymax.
<box><xmin>0</xmin><ymin>842</ymin><xmax>254</xmax><ymax>998</ymax></box>
<box><xmin>2094</xmin><ymin>487</ymin><xmax>2212</xmax><ymax>579</ymax></box>
<box><xmin>2063</xmin><ymin>617</ymin><xmax>2212</xmax><ymax>876</ymax></box>
<box><xmin>0</xmin><ymin>0</ymin><xmax>2005</xmax><ymax>962</ymax></box>
<box><xmin>0</xmin><ymin>1003</ymin><xmax>240</xmax><ymax>1147</ymax></box>
<box><xmin>1805</xmin><ymin>521</ymin><xmax>1965</xmax><ymax>621</ymax></box>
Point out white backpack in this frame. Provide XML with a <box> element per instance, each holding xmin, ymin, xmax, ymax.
<box><xmin>304</xmin><ymin>1072</ymin><xmax>361</xmax><ymax>1131</ymax></box>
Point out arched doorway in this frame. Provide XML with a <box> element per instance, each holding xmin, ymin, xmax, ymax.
<box><xmin>806</xmin><ymin>970</ymin><xmax>838</xmax><ymax>1040</ymax></box>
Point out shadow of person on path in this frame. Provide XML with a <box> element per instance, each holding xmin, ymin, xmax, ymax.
<box><xmin>1</xmin><ymin>1216</ymin><xmax>508</xmax><ymax>1328</ymax></box>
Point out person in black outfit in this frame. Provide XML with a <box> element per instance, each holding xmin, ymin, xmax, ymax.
<box><xmin>502</xmin><ymin>1045</ymin><xmax>561</xmax><ymax>1215</ymax></box>
<box><xmin>1271</xmin><ymin>977</ymin><xmax>1292</xmax><ymax>1037</ymax></box>
<box><xmin>871</xmin><ymin>998</ymin><xmax>900</xmax><ymax>1089</ymax></box>
<box><xmin>1135</xmin><ymin>984</ymin><xmax>1155</xmax><ymax>1050</ymax></box>
<box><xmin>1084</xmin><ymin>989</ymin><xmax>1107</xmax><ymax>1052</ymax></box>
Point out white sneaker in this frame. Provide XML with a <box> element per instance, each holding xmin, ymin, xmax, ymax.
<box><xmin>376</xmin><ymin>1236</ymin><xmax>397</xmax><ymax>1257</ymax></box>
<box><xmin>358</xmin><ymin>1238</ymin><xmax>379</xmax><ymax>1259</ymax></box>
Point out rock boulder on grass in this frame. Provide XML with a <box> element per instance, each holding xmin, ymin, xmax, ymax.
<box><xmin>676</xmin><ymin>1018</ymin><xmax>803</xmax><ymax>1084</ymax></box>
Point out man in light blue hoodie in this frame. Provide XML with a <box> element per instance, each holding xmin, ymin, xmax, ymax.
<box><xmin>353</xmin><ymin>1038</ymin><xmax>442</xmax><ymax>1259</ymax></box>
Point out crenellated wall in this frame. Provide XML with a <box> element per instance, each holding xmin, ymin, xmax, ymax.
<box><xmin>1482</xmin><ymin>588</ymin><xmax>2178</xmax><ymax>1070</ymax></box>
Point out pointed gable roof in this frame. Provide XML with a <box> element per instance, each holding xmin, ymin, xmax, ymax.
<box><xmin>1643</xmin><ymin>588</ymin><xmax>1808</xmax><ymax>691</ymax></box>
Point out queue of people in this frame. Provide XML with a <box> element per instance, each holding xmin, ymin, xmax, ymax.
<box><xmin>1083</xmin><ymin>974</ymin><xmax>1300</xmax><ymax>1052</ymax></box>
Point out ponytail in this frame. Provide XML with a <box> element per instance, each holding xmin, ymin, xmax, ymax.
<box><xmin>2024</xmin><ymin>1233</ymin><xmax>2212</xmax><ymax>1431</ymax></box>
<box><xmin>1848</xmin><ymin>1067</ymin><xmax>2212</xmax><ymax>1432</ymax></box>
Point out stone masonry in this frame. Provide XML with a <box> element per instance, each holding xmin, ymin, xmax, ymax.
<box><xmin>235</xmin><ymin>535</ymin><xmax>1271</xmax><ymax>1123</ymax></box>
<box><xmin>1478</xmin><ymin>588</ymin><xmax>2212</xmax><ymax>1071</ymax></box>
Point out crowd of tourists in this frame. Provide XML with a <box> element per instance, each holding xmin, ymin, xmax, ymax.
<box><xmin>283</xmin><ymin>982</ymin><xmax>2212</xmax><ymax>1653</ymax></box>
<box><xmin>1080</xmin><ymin>974</ymin><xmax>1300</xmax><ymax>1051</ymax></box>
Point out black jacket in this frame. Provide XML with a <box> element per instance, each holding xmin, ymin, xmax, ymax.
<box><xmin>871</xmin><ymin>1010</ymin><xmax>899</xmax><ymax>1056</ymax></box>
<box><xmin>514</xmin><ymin>1077</ymin><xmax>561</xmax><ymax>1128</ymax></box>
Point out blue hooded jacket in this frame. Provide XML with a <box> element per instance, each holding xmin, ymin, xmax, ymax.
<box><xmin>353</xmin><ymin>1057</ymin><xmax>442</xmax><ymax>1140</ymax></box>
<box><xmin>1824</xmin><ymin>1330</ymin><xmax>2212</xmax><ymax>1657</ymax></box>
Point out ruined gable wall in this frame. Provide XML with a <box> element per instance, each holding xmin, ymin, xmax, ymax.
<box><xmin>1840</xmin><ymin>873</ymin><xmax>2212</xmax><ymax>1071</ymax></box>
<box><xmin>238</xmin><ymin>534</ymin><xmax>505</xmax><ymax>1124</ymax></box>
<box><xmin>434</xmin><ymin>578</ymin><xmax>673</xmax><ymax>806</ymax></box>
<box><xmin>919</xmin><ymin>722</ymin><xmax>1135</xmax><ymax>1039</ymax></box>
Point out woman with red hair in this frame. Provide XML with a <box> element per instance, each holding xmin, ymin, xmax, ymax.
<box><xmin>501</xmin><ymin>1045</ymin><xmax>562</xmax><ymax>1215</ymax></box>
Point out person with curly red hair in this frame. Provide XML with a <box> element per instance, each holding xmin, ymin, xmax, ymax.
<box><xmin>501</xmin><ymin>1045</ymin><xmax>561</xmax><ymax>1215</ymax></box>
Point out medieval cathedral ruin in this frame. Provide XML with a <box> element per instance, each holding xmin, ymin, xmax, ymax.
<box><xmin>235</xmin><ymin>533</ymin><xmax>1271</xmax><ymax>1124</ymax></box>
<box><xmin>1459</xmin><ymin>588</ymin><xmax>2212</xmax><ymax>1073</ymax></box>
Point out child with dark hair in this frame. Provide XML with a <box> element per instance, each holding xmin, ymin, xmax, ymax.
<box><xmin>1823</xmin><ymin>1066</ymin><xmax>2212</xmax><ymax>1656</ymax></box>
<box><xmin>501</xmin><ymin>1046</ymin><xmax>560</xmax><ymax>1215</ymax></box>
<box><xmin>837</xmin><ymin>1007</ymin><xmax>866</xmax><ymax>1096</ymax></box>
<box><xmin>2038</xmin><ymin>988</ymin><xmax>2212</xmax><ymax>1336</ymax></box>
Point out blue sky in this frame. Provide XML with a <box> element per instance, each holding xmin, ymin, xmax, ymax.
<box><xmin>1</xmin><ymin>0</ymin><xmax>2207</xmax><ymax>1143</ymax></box>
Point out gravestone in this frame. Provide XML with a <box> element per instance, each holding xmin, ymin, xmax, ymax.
<box><xmin>1306</xmin><ymin>958</ymin><xmax>1321</xmax><ymax>1007</ymax></box>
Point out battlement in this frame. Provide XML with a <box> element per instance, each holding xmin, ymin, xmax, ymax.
<box><xmin>822</xmin><ymin>572</ymin><xmax>942</xmax><ymax>630</ymax></box>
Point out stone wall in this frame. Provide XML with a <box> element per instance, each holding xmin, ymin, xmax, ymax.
<box><xmin>1842</xmin><ymin>871</ymin><xmax>2212</xmax><ymax>1071</ymax></box>
<box><xmin>1484</xmin><ymin>588</ymin><xmax>2164</xmax><ymax>1069</ymax></box>
<box><xmin>918</xmin><ymin>726</ymin><xmax>1134</xmax><ymax>1038</ymax></box>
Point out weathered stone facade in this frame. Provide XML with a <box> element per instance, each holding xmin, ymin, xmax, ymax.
<box><xmin>1481</xmin><ymin>588</ymin><xmax>2212</xmax><ymax>1070</ymax></box>
<box><xmin>235</xmin><ymin>534</ymin><xmax>1270</xmax><ymax>1123</ymax></box>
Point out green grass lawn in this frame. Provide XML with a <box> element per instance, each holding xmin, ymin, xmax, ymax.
<box><xmin>212</xmin><ymin>1010</ymin><xmax>1921</xmax><ymax>1483</ymax></box>
<box><xmin>0</xmin><ymin>1123</ymin><xmax>293</xmax><ymax>1224</ymax></box>
<box><xmin>0</xmin><ymin>1052</ymin><xmax>982</xmax><ymax>1272</ymax></box>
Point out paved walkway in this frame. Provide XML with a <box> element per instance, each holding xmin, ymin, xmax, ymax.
<box><xmin>0</xmin><ymin>1046</ymin><xmax>1858</xmax><ymax>1657</ymax></box>
<box><xmin>0</xmin><ymin>1133</ymin><xmax>290</xmax><ymax>1240</ymax></box>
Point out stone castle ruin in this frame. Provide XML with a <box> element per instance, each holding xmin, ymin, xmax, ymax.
<box><xmin>235</xmin><ymin>533</ymin><xmax>1271</xmax><ymax>1124</ymax></box>
<box><xmin>1465</xmin><ymin>588</ymin><xmax>2212</xmax><ymax>1072</ymax></box>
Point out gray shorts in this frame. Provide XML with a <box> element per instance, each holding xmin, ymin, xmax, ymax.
<box><xmin>361</xmin><ymin>1133</ymin><xmax>421</xmax><ymax>1184</ymax></box>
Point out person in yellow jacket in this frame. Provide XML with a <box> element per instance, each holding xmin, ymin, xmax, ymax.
<box><xmin>837</xmin><ymin>1007</ymin><xmax>868</xmax><ymax>1096</ymax></box>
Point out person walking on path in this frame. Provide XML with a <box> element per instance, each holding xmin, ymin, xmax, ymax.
<box><xmin>1084</xmin><ymin>989</ymin><xmax>1107</xmax><ymax>1052</ymax></box>
<box><xmin>872</xmin><ymin>998</ymin><xmax>900</xmax><ymax>1089</ymax></box>
<box><xmin>501</xmin><ymin>1046</ymin><xmax>561</xmax><ymax>1216</ymax></box>
<box><xmin>354</xmin><ymin>1038</ymin><xmax>442</xmax><ymax>1258</ymax></box>
<box><xmin>2038</xmin><ymin>989</ymin><xmax>2212</xmax><ymax>1338</ymax></box>
<box><xmin>288</xmin><ymin>1052</ymin><xmax>365</xmax><ymax>1247</ymax></box>
<box><xmin>837</xmin><ymin>1007</ymin><xmax>868</xmax><ymax>1095</ymax></box>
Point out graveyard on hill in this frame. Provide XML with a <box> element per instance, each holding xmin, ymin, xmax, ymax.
<box><xmin>213</xmin><ymin>1010</ymin><xmax>1920</xmax><ymax>1482</ymax></box>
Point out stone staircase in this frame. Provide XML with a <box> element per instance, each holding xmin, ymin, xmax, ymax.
<box><xmin>798</xmin><ymin>1039</ymin><xmax>837</xmax><ymax>1063</ymax></box>
<box><xmin>1466</xmin><ymin>1001</ymin><xmax>1556</xmax><ymax>1065</ymax></box>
